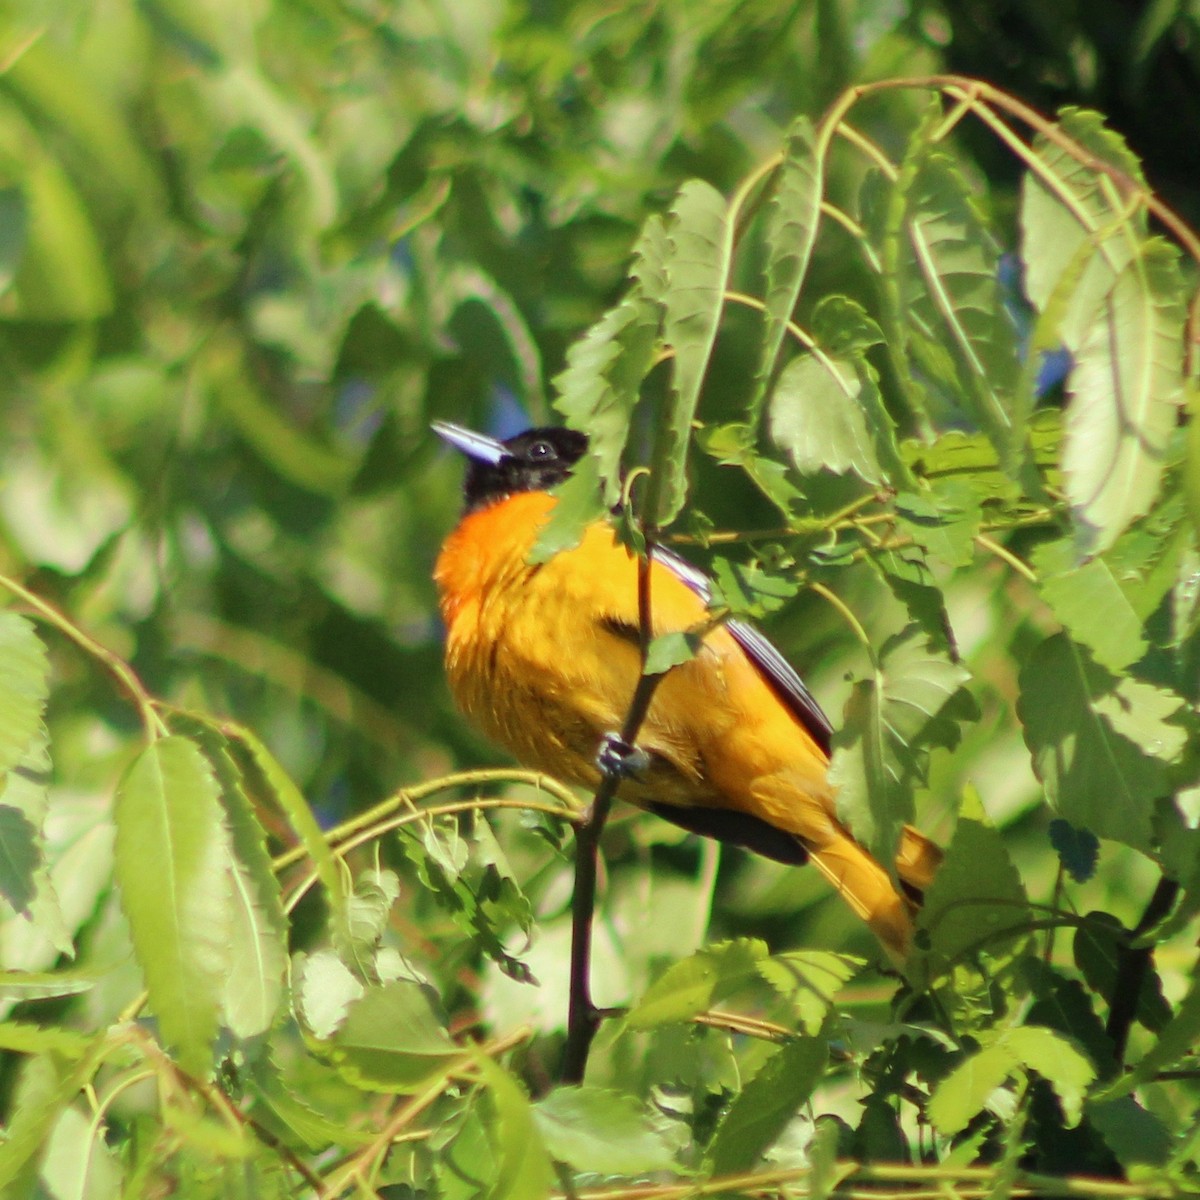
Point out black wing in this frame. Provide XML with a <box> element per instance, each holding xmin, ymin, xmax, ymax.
<box><xmin>653</xmin><ymin>545</ymin><xmax>834</xmax><ymax>756</ymax></box>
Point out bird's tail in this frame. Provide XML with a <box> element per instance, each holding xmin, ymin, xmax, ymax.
<box><xmin>806</xmin><ymin>823</ymin><xmax>944</xmax><ymax>964</ymax></box>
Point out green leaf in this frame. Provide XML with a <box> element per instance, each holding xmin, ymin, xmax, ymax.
<box><xmin>644</xmin><ymin>630</ymin><xmax>698</xmax><ymax>676</ymax></box>
<box><xmin>650</xmin><ymin>179</ymin><xmax>732</xmax><ymax>525</ymax></box>
<box><xmin>330</xmin><ymin>980</ymin><xmax>458</xmax><ymax>1091</ymax></box>
<box><xmin>1062</xmin><ymin>239</ymin><xmax>1186</xmax><ymax>555</ymax></box>
<box><xmin>756</xmin><ymin>950</ymin><xmax>861</xmax><ymax>1036</ymax></box>
<box><xmin>0</xmin><ymin>1021</ymin><xmax>92</xmax><ymax>1058</ymax></box>
<box><xmin>705</xmin><ymin>1036</ymin><xmax>827</xmax><ymax>1175</ymax></box>
<box><xmin>295</xmin><ymin>949</ymin><xmax>363</xmax><ymax>1041</ymax></box>
<box><xmin>880</xmin><ymin>133</ymin><xmax>1020</xmax><ymax>452</ymax></box>
<box><xmin>476</xmin><ymin>1057</ymin><xmax>555</xmax><ymax>1200</ymax></box>
<box><xmin>928</xmin><ymin>1026</ymin><xmax>1095</xmax><ymax>1135</ymax></box>
<box><xmin>1047</xmin><ymin>819</ymin><xmax>1100</xmax><ymax>883</ymax></box>
<box><xmin>7</xmin><ymin>150</ymin><xmax>112</xmax><ymax>320</ymax></box>
<box><xmin>829</xmin><ymin>626</ymin><xmax>973</xmax><ymax>865</ymax></box>
<box><xmin>0</xmin><ymin>186</ymin><xmax>26</xmax><ymax>294</ymax></box>
<box><xmin>1033</xmin><ymin>540</ymin><xmax>1148</xmax><ymax>671</ymax></box>
<box><xmin>916</xmin><ymin>801</ymin><xmax>1028</xmax><ymax>976</ymax></box>
<box><xmin>0</xmin><ymin>613</ymin><xmax>49</xmax><ymax>777</ymax></box>
<box><xmin>529</xmin><ymin>454</ymin><xmax>607</xmax><ymax>564</ymax></box>
<box><xmin>0</xmin><ymin>970</ymin><xmax>97</xmax><ymax>1002</ymax></box>
<box><xmin>749</xmin><ymin>116</ymin><xmax>823</xmax><ymax>423</ymax></box>
<box><xmin>39</xmin><ymin>1104</ymin><xmax>121</xmax><ymax>1200</ymax></box>
<box><xmin>0</xmin><ymin>807</ymin><xmax>39</xmax><ymax>915</ymax></box>
<box><xmin>222</xmin><ymin>719</ymin><xmax>347</xmax><ymax>921</ymax></box>
<box><xmin>1100</xmin><ymin>967</ymin><xmax>1200</xmax><ymax>1098</ymax></box>
<box><xmin>1018</xmin><ymin>633</ymin><xmax>1166</xmax><ymax>849</ymax></box>
<box><xmin>209</xmin><ymin>743</ymin><xmax>288</xmax><ymax>1039</ymax></box>
<box><xmin>894</xmin><ymin>485</ymin><xmax>982</xmax><ymax>570</ymax></box>
<box><xmin>928</xmin><ymin>1041</ymin><xmax>1015</xmax><ymax>1136</ymax></box>
<box><xmin>114</xmin><ymin>737</ymin><xmax>233</xmax><ymax>1075</ymax></box>
<box><xmin>1021</xmin><ymin>107</ymin><xmax>1147</xmax><ymax>352</ymax></box>
<box><xmin>1074</xmin><ymin>914</ymin><xmax>1172</xmax><ymax>1033</ymax></box>
<box><xmin>1088</xmin><ymin>1097</ymin><xmax>1173</xmax><ymax>1167</ymax></box>
<box><xmin>709</xmin><ymin>554</ymin><xmax>801</xmax><ymax>620</ymax></box>
<box><xmin>625</xmin><ymin>938</ymin><xmax>768</xmax><ymax>1029</ymax></box>
<box><xmin>533</xmin><ymin>1086</ymin><xmax>680</xmax><ymax>1174</ymax></box>
<box><xmin>552</xmin><ymin>227</ymin><xmax>664</xmax><ymax>503</ymax></box>
<box><xmin>999</xmin><ymin>1025</ymin><xmax>1095</xmax><ymax>1126</ymax></box>
<box><xmin>770</xmin><ymin>351</ymin><xmax>882</xmax><ymax>484</ymax></box>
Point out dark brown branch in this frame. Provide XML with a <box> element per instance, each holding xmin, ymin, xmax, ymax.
<box><xmin>561</xmin><ymin>548</ymin><xmax>663</xmax><ymax>1083</ymax></box>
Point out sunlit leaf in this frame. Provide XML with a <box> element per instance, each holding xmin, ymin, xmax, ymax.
<box><xmin>1018</xmin><ymin>633</ymin><xmax>1165</xmax><ymax>849</ymax></box>
<box><xmin>706</xmin><ymin>1037</ymin><xmax>827</xmax><ymax>1175</ymax></box>
<box><xmin>476</xmin><ymin>1057</ymin><xmax>555</xmax><ymax>1200</ymax></box>
<box><xmin>330</xmin><ymin>980</ymin><xmax>457</xmax><ymax>1091</ymax></box>
<box><xmin>1021</xmin><ymin>107</ymin><xmax>1147</xmax><ymax>351</ymax></box>
<box><xmin>1061</xmin><ymin>239</ymin><xmax>1186</xmax><ymax>555</ymax></box>
<box><xmin>879</xmin><ymin>131</ymin><xmax>1020</xmax><ymax>451</ymax></box>
<box><xmin>749</xmin><ymin>116</ymin><xmax>823</xmax><ymax>422</ymax></box>
<box><xmin>625</xmin><ymin>938</ymin><xmax>768</xmax><ymax>1029</ymax></box>
<box><xmin>534</xmin><ymin>1086</ymin><xmax>680</xmax><ymax>1174</ymax></box>
<box><xmin>756</xmin><ymin>950</ymin><xmax>861</xmax><ymax>1036</ymax></box>
<box><xmin>1033</xmin><ymin>539</ymin><xmax>1147</xmax><ymax>672</ymax></box>
<box><xmin>770</xmin><ymin>351</ymin><xmax>882</xmax><ymax>484</ymax></box>
<box><xmin>114</xmin><ymin>737</ymin><xmax>233</xmax><ymax>1075</ymax></box>
<box><xmin>916</xmin><ymin>799</ymin><xmax>1028</xmax><ymax>976</ymax></box>
<box><xmin>0</xmin><ymin>614</ymin><xmax>48</xmax><ymax>778</ymax></box>
<box><xmin>829</xmin><ymin>626</ymin><xmax>974</xmax><ymax>865</ymax></box>
<box><xmin>651</xmin><ymin>179</ymin><xmax>732</xmax><ymax>525</ymax></box>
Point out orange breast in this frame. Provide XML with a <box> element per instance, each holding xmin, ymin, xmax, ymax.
<box><xmin>434</xmin><ymin>492</ymin><xmax>835</xmax><ymax>839</ymax></box>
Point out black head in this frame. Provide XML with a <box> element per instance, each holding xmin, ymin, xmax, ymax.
<box><xmin>433</xmin><ymin>422</ymin><xmax>589</xmax><ymax>512</ymax></box>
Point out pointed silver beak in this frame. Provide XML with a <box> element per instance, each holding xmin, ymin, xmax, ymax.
<box><xmin>431</xmin><ymin>420</ymin><xmax>509</xmax><ymax>466</ymax></box>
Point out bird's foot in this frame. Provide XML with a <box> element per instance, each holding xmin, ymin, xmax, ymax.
<box><xmin>596</xmin><ymin>732</ymin><xmax>650</xmax><ymax>779</ymax></box>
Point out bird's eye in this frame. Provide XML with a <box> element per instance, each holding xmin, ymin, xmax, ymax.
<box><xmin>527</xmin><ymin>440</ymin><xmax>555</xmax><ymax>461</ymax></box>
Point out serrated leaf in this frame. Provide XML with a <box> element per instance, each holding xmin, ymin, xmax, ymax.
<box><xmin>114</xmin><ymin>737</ymin><xmax>233</xmax><ymax>1075</ymax></box>
<box><xmin>1034</xmin><ymin>540</ymin><xmax>1148</xmax><ymax>671</ymax></box>
<box><xmin>770</xmin><ymin>351</ymin><xmax>882</xmax><ymax>484</ymax></box>
<box><xmin>706</xmin><ymin>1036</ymin><xmax>827</xmax><ymax>1175</ymax></box>
<box><xmin>0</xmin><ymin>806</ymin><xmax>39</xmax><ymax>915</ymax></box>
<box><xmin>0</xmin><ymin>969</ymin><xmax>97</xmax><ymax>1002</ymax></box>
<box><xmin>1048</xmin><ymin>819</ymin><xmax>1100</xmax><ymax>883</ymax></box>
<box><xmin>1062</xmin><ymin>240</ymin><xmax>1186</xmax><ymax>555</ymax></box>
<box><xmin>881</xmin><ymin>133</ymin><xmax>1020</xmax><ymax>451</ymax></box>
<box><xmin>929</xmin><ymin>1026</ymin><xmax>1094</xmax><ymax>1136</ymax></box>
<box><xmin>644</xmin><ymin>631</ymin><xmax>698</xmax><ymax>676</ymax></box>
<box><xmin>829</xmin><ymin>626</ymin><xmax>973</xmax><ymax>865</ymax></box>
<box><xmin>1018</xmin><ymin>633</ymin><xmax>1163</xmax><ymax>849</ymax></box>
<box><xmin>650</xmin><ymin>179</ymin><xmax>732</xmax><ymax>525</ymax></box>
<box><xmin>330</xmin><ymin>979</ymin><xmax>457</xmax><ymax>1091</ymax></box>
<box><xmin>533</xmin><ymin>1086</ymin><xmax>680</xmax><ymax>1174</ymax></box>
<box><xmin>0</xmin><ymin>1021</ymin><xmax>92</xmax><ymax>1058</ymax></box>
<box><xmin>1100</xmin><ymin>968</ymin><xmax>1200</xmax><ymax>1099</ymax></box>
<box><xmin>0</xmin><ymin>613</ymin><xmax>49</xmax><ymax>777</ymax></box>
<box><xmin>895</xmin><ymin>485</ymin><xmax>982</xmax><ymax>569</ymax></box>
<box><xmin>916</xmin><ymin>801</ymin><xmax>1028</xmax><ymax>975</ymax></box>
<box><xmin>756</xmin><ymin>950</ymin><xmax>861</xmax><ymax>1036</ymax></box>
<box><xmin>222</xmin><ymin>720</ymin><xmax>346</xmax><ymax>920</ymax></box>
<box><xmin>709</xmin><ymin>554</ymin><xmax>801</xmax><ymax>620</ymax></box>
<box><xmin>295</xmin><ymin>949</ymin><xmax>363</xmax><ymax>1040</ymax></box>
<box><xmin>1021</xmin><ymin>107</ymin><xmax>1147</xmax><ymax>352</ymax></box>
<box><xmin>750</xmin><ymin>116</ymin><xmax>823</xmax><ymax>422</ymax></box>
<box><xmin>552</xmin><ymin>243</ymin><xmax>663</xmax><ymax>503</ymax></box>
<box><xmin>476</xmin><ymin>1057</ymin><xmax>555</xmax><ymax>1200</ymax></box>
<box><xmin>1088</xmin><ymin>1097</ymin><xmax>1173</xmax><ymax>1166</ymax></box>
<box><xmin>529</xmin><ymin>441</ymin><xmax>608</xmax><ymax>563</ymax></box>
<box><xmin>625</xmin><ymin>938</ymin><xmax>768</xmax><ymax>1029</ymax></box>
<box><xmin>928</xmin><ymin>1041</ymin><xmax>1015</xmax><ymax>1136</ymax></box>
<box><xmin>1073</xmin><ymin>913</ymin><xmax>1172</xmax><ymax>1034</ymax></box>
<box><xmin>999</xmin><ymin>1025</ymin><xmax>1095</xmax><ymax>1125</ymax></box>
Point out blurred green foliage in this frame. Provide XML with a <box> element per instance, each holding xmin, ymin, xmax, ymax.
<box><xmin>1</xmin><ymin>0</ymin><xmax>1200</xmax><ymax>1196</ymax></box>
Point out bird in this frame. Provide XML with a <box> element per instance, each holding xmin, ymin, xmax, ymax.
<box><xmin>432</xmin><ymin>421</ymin><xmax>942</xmax><ymax>960</ymax></box>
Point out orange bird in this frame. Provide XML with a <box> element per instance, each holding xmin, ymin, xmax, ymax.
<box><xmin>432</xmin><ymin>423</ymin><xmax>941</xmax><ymax>960</ymax></box>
